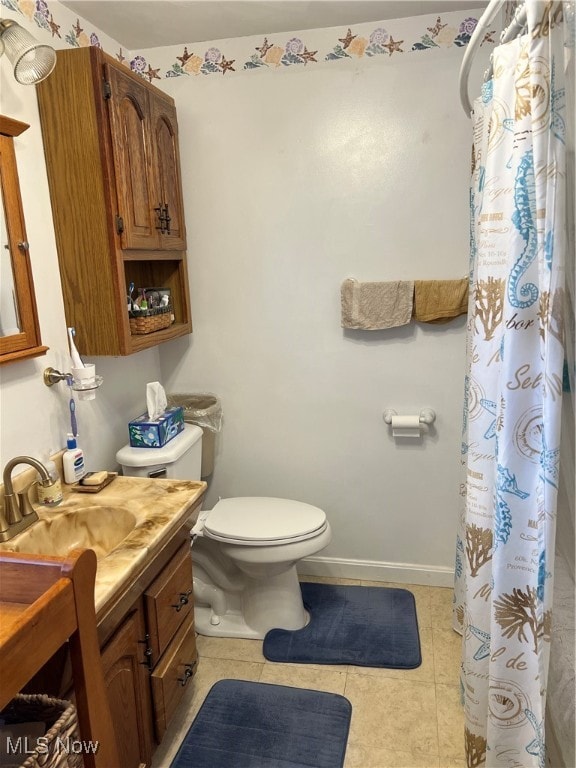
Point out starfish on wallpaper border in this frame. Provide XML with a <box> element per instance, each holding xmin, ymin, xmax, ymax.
<box><xmin>338</xmin><ymin>29</ymin><xmax>356</xmax><ymax>49</ymax></box>
<box><xmin>299</xmin><ymin>47</ymin><xmax>318</xmax><ymax>64</ymax></box>
<box><xmin>48</xmin><ymin>13</ymin><xmax>61</xmax><ymax>38</ymax></box>
<box><xmin>256</xmin><ymin>37</ymin><xmax>272</xmax><ymax>58</ymax></box>
<box><xmin>73</xmin><ymin>19</ymin><xmax>83</xmax><ymax>37</ymax></box>
<box><xmin>427</xmin><ymin>17</ymin><xmax>447</xmax><ymax>36</ymax></box>
<box><xmin>469</xmin><ymin>625</ymin><xmax>491</xmax><ymax>660</ymax></box>
<box><xmin>177</xmin><ymin>46</ymin><xmax>193</xmax><ymax>65</ymax></box>
<box><xmin>219</xmin><ymin>57</ymin><xmax>236</xmax><ymax>74</ymax></box>
<box><xmin>146</xmin><ymin>65</ymin><xmax>161</xmax><ymax>81</ymax></box>
<box><xmin>384</xmin><ymin>36</ymin><xmax>404</xmax><ymax>56</ymax></box>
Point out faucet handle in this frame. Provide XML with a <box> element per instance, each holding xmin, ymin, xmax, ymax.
<box><xmin>18</xmin><ymin>484</ymin><xmax>40</xmax><ymax>519</ymax></box>
<box><xmin>3</xmin><ymin>493</ymin><xmax>22</xmax><ymax>525</ymax></box>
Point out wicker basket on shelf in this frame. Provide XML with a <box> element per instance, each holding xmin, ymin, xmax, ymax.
<box><xmin>129</xmin><ymin>306</ymin><xmax>172</xmax><ymax>335</ymax></box>
<box><xmin>0</xmin><ymin>693</ymin><xmax>83</xmax><ymax>768</ymax></box>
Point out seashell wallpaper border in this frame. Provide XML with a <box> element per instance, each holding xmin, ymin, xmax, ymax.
<box><xmin>1</xmin><ymin>0</ymin><xmax>497</xmax><ymax>83</ymax></box>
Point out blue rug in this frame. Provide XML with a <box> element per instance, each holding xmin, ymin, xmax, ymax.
<box><xmin>263</xmin><ymin>582</ymin><xmax>421</xmax><ymax>668</ymax></box>
<box><xmin>170</xmin><ymin>679</ymin><xmax>351</xmax><ymax>768</ymax></box>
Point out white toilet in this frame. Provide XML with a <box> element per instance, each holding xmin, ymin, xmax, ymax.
<box><xmin>116</xmin><ymin>424</ymin><xmax>332</xmax><ymax>639</ymax></box>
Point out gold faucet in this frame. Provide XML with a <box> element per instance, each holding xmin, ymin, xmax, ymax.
<box><xmin>1</xmin><ymin>456</ymin><xmax>54</xmax><ymax>542</ymax></box>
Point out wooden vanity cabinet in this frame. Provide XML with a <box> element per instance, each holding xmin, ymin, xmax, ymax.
<box><xmin>100</xmin><ymin>605</ymin><xmax>155</xmax><ymax>768</ymax></box>
<box><xmin>97</xmin><ymin>533</ymin><xmax>199</xmax><ymax>766</ymax></box>
<box><xmin>36</xmin><ymin>46</ymin><xmax>191</xmax><ymax>356</ymax></box>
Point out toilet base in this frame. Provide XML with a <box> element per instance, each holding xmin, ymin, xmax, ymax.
<box><xmin>194</xmin><ymin>603</ymin><xmax>311</xmax><ymax>640</ymax></box>
<box><xmin>193</xmin><ymin>563</ymin><xmax>309</xmax><ymax>640</ymax></box>
<box><xmin>194</xmin><ymin>605</ymin><xmax>266</xmax><ymax>639</ymax></box>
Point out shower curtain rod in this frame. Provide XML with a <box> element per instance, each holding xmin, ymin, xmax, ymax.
<box><xmin>459</xmin><ymin>0</ymin><xmax>527</xmax><ymax>116</ymax></box>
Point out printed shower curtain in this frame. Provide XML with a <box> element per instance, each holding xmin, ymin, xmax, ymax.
<box><xmin>454</xmin><ymin>2</ymin><xmax>571</xmax><ymax>767</ymax></box>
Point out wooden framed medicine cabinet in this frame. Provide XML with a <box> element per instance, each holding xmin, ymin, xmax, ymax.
<box><xmin>0</xmin><ymin>115</ymin><xmax>48</xmax><ymax>364</ymax></box>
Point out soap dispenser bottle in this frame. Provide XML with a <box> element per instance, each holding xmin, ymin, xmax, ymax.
<box><xmin>63</xmin><ymin>434</ymin><xmax>86</xmax><ymax>484</ymax></box>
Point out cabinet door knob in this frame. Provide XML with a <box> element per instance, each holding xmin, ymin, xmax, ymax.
<box><xmin>172</xmin><ymin>588</ymin><xmax>193</xmax><ymax>612</ymax></box>
<box><xmin>138</xmin><ymin>634</ymin><xmax>153</xmax><ymax>668</ymax></box>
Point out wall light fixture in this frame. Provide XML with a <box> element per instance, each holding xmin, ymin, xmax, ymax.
<box><xmin>0</xmin><ymin>19</ymin><xmax>56</xmax><ymax>85</ymax></box>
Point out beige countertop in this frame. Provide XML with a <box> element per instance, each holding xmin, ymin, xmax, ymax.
<box><xmin>0</xmin><ymin>475</ymin><xmax>206</xmax><ymax>614</ymax></box>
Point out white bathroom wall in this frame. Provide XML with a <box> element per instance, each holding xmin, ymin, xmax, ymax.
<box><xmin>156</xmin><ymin>10</ymin><xmax>494</xmax><ymax>584</ymax></box>
<box><xmin>0</xmin><ymin>2</ymin><xmax>162</xmax><ymax>473</ymax></box>
<box><xmin>0</xmin><ymin>2</ymin><xmax>495</xmax><ymax>584</ymax></box>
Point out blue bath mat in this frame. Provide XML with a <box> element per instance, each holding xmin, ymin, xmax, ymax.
<box><xmin>169</xmin><ymin>679</ymin><xmax>351</xmax><ymax>768</ymax></box>
<box><xmin>263</xmin><ymin>582</ymin><xmax>421</xmax><ymax>668</ymax></box>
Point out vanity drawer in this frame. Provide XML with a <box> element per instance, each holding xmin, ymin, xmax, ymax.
<box><xmin>150</xmin><ymin>612</ymin><xmax>197</xmax><ymax>741</ymax></box>
<box><xmin>144</xmin><ymin>542</ymin><xmax>193</xmax><ymax>664</ymax></box>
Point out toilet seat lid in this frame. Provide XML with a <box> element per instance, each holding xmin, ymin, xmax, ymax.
<box><xmin>204</xmin><ymin>497</ymin><xmax>327</xmax><ymax>544</ymax></box>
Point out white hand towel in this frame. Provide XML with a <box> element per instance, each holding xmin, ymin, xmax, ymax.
<box><xmin>341</xmin><ymin>278</ymin><xmax>414</xmax><ymax>330</ymax></box>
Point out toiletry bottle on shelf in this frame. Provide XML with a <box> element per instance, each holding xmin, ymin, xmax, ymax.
<box><xmin>63</xmin><ymin>435</ymin><xmax>86</xmax><ymax>484</ymax></box>
<box><xmin>37</xmin><ymin>454</ymin><xmax>63</xmax><ymax>506</ymax></box>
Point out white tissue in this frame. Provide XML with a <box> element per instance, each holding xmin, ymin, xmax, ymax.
<box><xmin>146</xmin><ymin>381</ymin><xmax>168</xmax><ymax>420</ymax></box>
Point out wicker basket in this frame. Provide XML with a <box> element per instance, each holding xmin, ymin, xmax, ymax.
<box><xmin>0</xmin><ymin>694</ymin><xmax>83</xmax><ymax>768</ymax></box>
<box><xmin>129</xmin><ymin>306</ymin><xmax>172</xmax><ymax>335</ymax></box>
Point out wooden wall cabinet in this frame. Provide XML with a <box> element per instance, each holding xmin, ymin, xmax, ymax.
<box><xmin>37</xmin><ymin>47</ymin><xmax>192</xmax><ymax>356</ymax></box>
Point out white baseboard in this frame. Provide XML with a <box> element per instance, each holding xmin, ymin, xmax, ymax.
<box><xmin>297</xmin><ymin>555</ymin><xmax>455</xmax><ymax>588</ymax></box>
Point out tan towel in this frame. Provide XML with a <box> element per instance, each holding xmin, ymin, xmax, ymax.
<box><xmin>413</xmin><ymin>279</ymin><xmax>469</xmax><ymax>324</ymax></box>
<box><xmin>341</xmin><ymin>278</ymin><xmax>414</xmax><ymax>330</ymax></box>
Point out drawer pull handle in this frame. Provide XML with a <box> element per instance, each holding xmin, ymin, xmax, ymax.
<box><xmin>172</xmin><ymin>589</ymin><xmax>193</xmax><ymax>612</ymax></box>
<box><xmin>178</xmin><ymin>663</ymin><xmax>195</xmax><ymax>687</ymax></box>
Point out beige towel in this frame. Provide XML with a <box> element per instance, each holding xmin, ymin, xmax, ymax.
<box><xmin>341</xmin><ymin>278</ymin><xmax>414</xmax><ymax>330</ymax></box>
<box><xmin>413</xmin><ymin>279</ymin><xmax>469</xmax><ymax>324</ymax></box>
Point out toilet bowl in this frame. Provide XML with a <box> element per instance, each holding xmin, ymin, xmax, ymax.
<box><xmin>191</xmin><ymin>497</ymin><xmax>332</xmax><ymax>639</ymax></box>
<box><xmin>116</xmin><ymin>426</ymin><xmax>332</xmax><ymax>640</ymax></box>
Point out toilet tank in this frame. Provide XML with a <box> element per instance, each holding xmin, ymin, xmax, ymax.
<box><xmin>116</xmin><ymin>423</ymin><xmax>203</xmax><ymax>480</ymax></box>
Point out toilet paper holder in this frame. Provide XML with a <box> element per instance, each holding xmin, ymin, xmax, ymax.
<box><xmin>383</xmin><ymin>408</ymin><xmax>436</xmax><ymax>426</ymax></box>
<box><xmin>383</xmin><ymin>408</ymin><xmax>436</xmax><ymax>438</ymax></box>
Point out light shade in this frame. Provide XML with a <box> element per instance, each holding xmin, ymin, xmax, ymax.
<box><xmin>0</xmin><ymin>19</ymin><xmax>56</xmax><ymax>85</ymax></box>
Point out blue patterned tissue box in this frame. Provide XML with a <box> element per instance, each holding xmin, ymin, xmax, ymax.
<box><xmin>128</xmin><ymin>406</ymin><xmax>184</xmax><ymax>448</ymax></box>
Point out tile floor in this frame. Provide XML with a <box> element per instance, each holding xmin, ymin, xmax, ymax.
<box><xmin>151</xmin><ymin>577</ymin><xmax>466</xmax><ymax>768</ymax></box>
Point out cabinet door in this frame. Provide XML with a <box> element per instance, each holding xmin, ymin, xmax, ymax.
<box><xmin>105</xmin><ymin>63</ymin><xmax>159</xmax><ymax>250</ymax></box>
<box><xmin>101</xmin><ymin>609</ymin><xmax>154</xmax><ymax>768</ymax></box>
<box><xmin>150</xmin><ymin>94</ymin><xmax>187</xmax><ymax>250</ymax></box>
